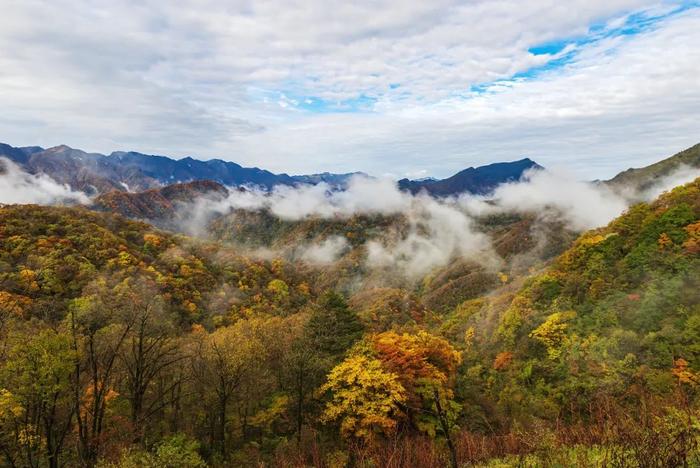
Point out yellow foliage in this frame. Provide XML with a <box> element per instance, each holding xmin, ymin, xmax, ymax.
<box><xmin>112</xmin><ymin>251</ymin><xmax>136</xmax><ymax>267</ymax></box>
<box><xmin>271</xmin><ymin>258</ymin><xmax>284</xmax><ymax>275</ymax></box>
<box><xmin>184</xmin><ymin>301</ymin><xmax>198</xmax><ymax>314</ymax></box>
<box><xmin>17</xmin><ymin>425</ymin><xmax>40</xmax><ymax>448</ymax></box>
<box><xmin>529</xmin><ymin>311</ymin><xmax>575</xmax><ymax>359</ymax></box>
<box><xmin>18</xmin><ymin>268</ymin><xmax>39</xmax><ymax>292</ymax></box>
<box><xmin>320</xmin><ymin>354</ymin><xmax>406</xmax><ymax>441</ymax></box>
<box><xmin>579</xmin><ymin>232</ymin><xmax>617</xmax><ymax>247</ymax></box>
<box><xmin>0</xmin><ymin>388</ymin><xmax>23</xmax><ymax>419</ymax></box>
<box><xmin>498</xmin><ymin>294</ymin><xmax>532</xmax><ymax>345</ymax></box>
<box><xmin>266</xmin><ymin>279</ymin><xmax>289</xmax><ymax>298</ymax></box>
<box><xmin>464</xmin><ymin>327</ymin><xmax>475</xmax><ymax>350</ymax></box>
<box><xmin>250</xmin><ymin>394</ymin><xmax>289</xmax><ymax>431</ymax></box>
<box><xmin>581</xmin><ymin>234</ymin><xmax>607</xmax><ymax>246</ymax></box>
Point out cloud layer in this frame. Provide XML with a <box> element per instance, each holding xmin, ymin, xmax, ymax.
<box><xmin>3</xmin><ymin>158</ymin><xmax>696</xmax><ymax>278</ymax></box>
<box><xmin>0</xmin><ymin>158</ymin><xmax>90</xmax><ymax>205</ymax></box>
<box><xmin>185</xmin><ymin>167</ymin><xmax>693</xmax><ymax>277</ymax></box>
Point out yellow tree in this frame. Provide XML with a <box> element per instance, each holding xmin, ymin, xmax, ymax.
<box><xmin>320</xmin><ymin>354</ymin><xmax>406</xmax><ymax>441</ymax></box>
<box><xmin>0</xmin><ymin>328</ymin><xmax>76</xmax><ymax>468</ymax></box>
<box><xmin>529</xmin><ymin>311</ymin><xmax>575</xmax><ymax>359</ymax></box>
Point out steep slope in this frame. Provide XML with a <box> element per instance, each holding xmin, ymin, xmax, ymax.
<box><xmin>443</xmin><ymin>177</ymin><xmax>700</xmax><ymax>431</ymax></box>
<box><xmin>398</xmin><ymin>158</ymin><xmax>542</xmax><ymax>196</ymax></box>
<box><xmin>0</xmin><ymin>144</ymin><xmax>136</xmax><ymax>193</ymax></box>
<box><xmin>501</xmin><ymin>176</ymin><xmax>700</xmax><ymax>346</ymax></box>
<box><xmin>0</xmin><ymin>143</ymin><xmax>33</xmax><ymax>165</ymax></box>
<box><xmin>606</xmin><ymin>142</ymin><xmax>700</xmax><ymax>194</ymax></box>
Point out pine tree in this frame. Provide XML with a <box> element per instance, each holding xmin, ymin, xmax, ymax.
<box><xmin>306</xmin><ymin>291</ymin><xmax>363</xmax><ymax>359</ymax></box>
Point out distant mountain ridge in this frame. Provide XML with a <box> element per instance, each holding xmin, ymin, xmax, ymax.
<box><xmin>10</xmin><ymin>140</ymin><xmax>699</xmax><ymax>203</ymax></box>
<box><xmin>291</xmin><ymin>171</ymin><xmax>368</xmax><ymax>188</ymax></box>
<box><xmin>398</xmin><ymin>158</ymin><xmax>542</xmax><ymax>196</ymax></box>
<box><xmin>0</xmin><ymin>141</ymin><xmax>546</xmax><ymax>198</ymax></box>
<box><xmin>0</xmin><ymin>142</ymin><xmax>302</xmax><ymax>193</ymax></box>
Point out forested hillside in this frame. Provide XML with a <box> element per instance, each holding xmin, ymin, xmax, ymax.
<box><xmin>0</xmin><ymin>177</ymin><xmax>698</xmax><ymax>467</ymax></box>
<box><xmin>607</xmin><ymin>143</ymin><xmax>700</xmax><ymax>194</ymax></box>
<box><xmin>93</xmin><ymin>180</ymin><xmax>229</xmax><ymax>221</ymax></box>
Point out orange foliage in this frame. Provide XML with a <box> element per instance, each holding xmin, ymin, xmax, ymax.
<box><xmin>371</xmin><ymin>331</ymin><xmax>462</xmax><ymax>411</ymax></box>
<box><xmin>18</xmin><ymin>268</ymin><xmax>39</xmax><ymax>292</ymax></box>
<box><xmin>672</xmin><ymin>358</ymin><xmax>699</xmax><ymax>386</ymax></box>
<box><xmin>683</xmin><ymin>221</ymin><xmax>700</xmax><ymax>254</ymax></box>
<box><xmin>0</xmin><ymin>291</ymin><xmax>33</xmax><ymax>317</ymax></box>
<box><xmin>492</xmin><ymin>352</ymin><xmax>513</xmax><ymax>371</ymax></box>
<box><xmin>143</xmin><ymin>233</ymin><xmax>163</xmax><ymax>247</ymax></box>
<box><xmin>657</xmin><ymin>232</ymin><xmax>673</xmax><ymax>249</ymax></box>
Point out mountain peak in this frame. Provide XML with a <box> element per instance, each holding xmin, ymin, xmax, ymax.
<box><xmin>399</xmin><ymin>158</ymin><xmax>542</xmax><ymax>196</ymax></box>
<box><xmin>47</xmin><ymin>144</ymin><xmax>75</xmax><ymax>152</ymax></box>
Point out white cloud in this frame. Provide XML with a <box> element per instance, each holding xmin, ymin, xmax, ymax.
<box><xmin>298</xmin><ymin>236</ymin><xmax>350</xmax><ymax>265</ymax></box>
<box><xmin>459</xmin><ymin>169</ymin><xmax>629</xmax><ymax>231</ymax></box>
<box><xmin>638</xmin><ymin>164</ymin><xmax>700</xmax><ymax>201</ymax></box>
<box><xmin>0</xmin><ymin>158</ymin><xmax>90</xmax><ymax>205</ymax></box>
<box><xmin>168</xmin><ymin>162</ymin><xmax>699</xmax><ymax>277</ymax></box>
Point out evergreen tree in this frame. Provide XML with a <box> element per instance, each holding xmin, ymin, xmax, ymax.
<box><xmin>306</xmin><ymin>291</ymin><xmax>363</xmax><ymax>359</ymax></box>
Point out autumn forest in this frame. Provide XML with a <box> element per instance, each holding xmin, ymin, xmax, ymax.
<box><xmin>1</xmin><ymin>144</ymin><xmax>700</xmax><ymax>468</ymax></box>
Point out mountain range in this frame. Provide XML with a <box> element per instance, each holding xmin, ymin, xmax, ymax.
<box><xmin>0</xmin><ymin>141</ymin><xmax>542</xmax><ymax>197</ymax></box>
<box><xmin>0</xmin><ymin>143</ymin><xmax>298</xmax><ymax>193</ymax></box>
<box><xmin>3</xmin><ymin>141</ymin><xmax>700</xmax><ymax>202</ymax></box>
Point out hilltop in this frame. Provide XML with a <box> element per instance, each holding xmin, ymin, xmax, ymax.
<box><xmin>93</xmin><ymin>180</ymin><xmax>229</xmax><ymax>220</ymax></box>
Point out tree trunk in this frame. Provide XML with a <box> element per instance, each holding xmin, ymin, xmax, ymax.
<box><xmin>433</xmin><ymin>388</ymin><xmax>458</xmax><ymax>468</ymax></box>
<box><xmin>218</xmin><ymin>394</ymin><xmax>228</xmax><ymax>459</ymax></box>
<box><xmin>296</xmin><ymin>362</ymin><xmax>304</xmax><ymax>446</ymax></box>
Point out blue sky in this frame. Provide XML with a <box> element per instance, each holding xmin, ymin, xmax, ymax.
<box><xmin>0</xmin><ymin>0</ymin><xmax>699</xmax><ymax>179</ymax></box>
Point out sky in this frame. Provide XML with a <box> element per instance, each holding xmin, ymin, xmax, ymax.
<box><xmin>0</xmin><ymin>0</ymin><xmax>699</xmax><ymax>179</ymax></box>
